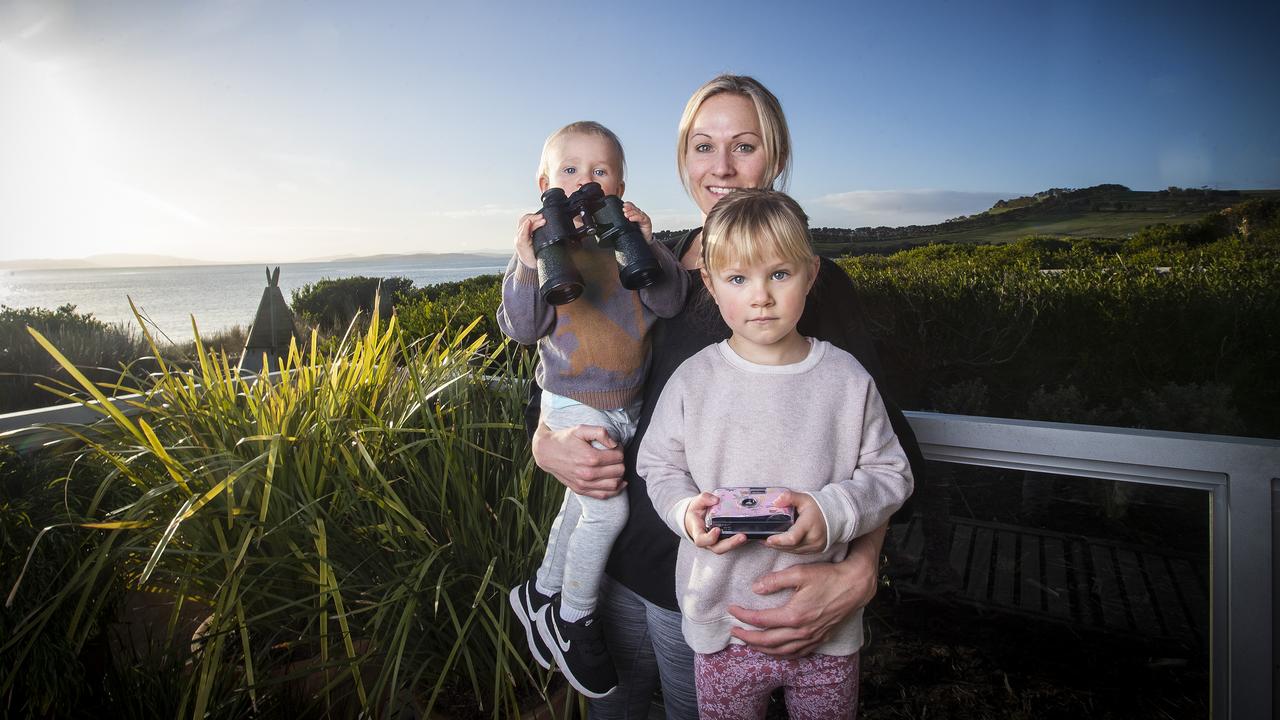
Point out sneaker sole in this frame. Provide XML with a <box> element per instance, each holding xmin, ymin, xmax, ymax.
<box><xmin>535</xmin><ymin>605</ymin><xmax>617</xmax><ymax>699</ymax></box>
<box><xmin>509</xmin><ymin>585</ymin><xmax>552</xmax><ymax>670</ymax></box>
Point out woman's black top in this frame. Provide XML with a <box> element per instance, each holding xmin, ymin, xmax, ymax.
<box><xmin>525</xmin><ymin>229</ymin><xmax>925</xmax><ymax>611</ymax></box>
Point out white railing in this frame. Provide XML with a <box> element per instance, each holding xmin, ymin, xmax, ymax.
<box><xmin>3</xmin><ymin>399</ymin><xmax>1275</xmax><ymax>717</ymax></box>
<box><xmin>905</xmin><ymin>411</ymin><xmax>1278</xmax><ymax>719</ymax></box>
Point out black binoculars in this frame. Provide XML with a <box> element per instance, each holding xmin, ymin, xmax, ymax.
<box><xmin>531</xmin><ymin>182</ymin><xmax>664</xmax><ymax>305</ymax></box>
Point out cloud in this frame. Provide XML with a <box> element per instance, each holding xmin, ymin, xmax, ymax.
<box><xmin>810</xmin><ymin>189</ymin><xmax>1016</xmax><ymax>228</ymax></box>
<box><xmin>423</xmin><ymin>204</ymin><xmax>528</xmax><ymax>219</ymax></box>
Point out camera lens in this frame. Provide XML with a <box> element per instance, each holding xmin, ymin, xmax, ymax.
<box><xmin>740</xmin><ymin>497</ymin><xmax>758</xmax><ymax>507</ymax></box>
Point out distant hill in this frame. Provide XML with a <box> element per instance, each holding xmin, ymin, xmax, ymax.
<box><xmin>653</xmin><ymin>184</ymin><xmax>1278</xmax><ymax>257</ymax></box>
<box><xmin>0</xmin><ymin>253</ymin><xmax>218</xmax><ymax>270</ymax></box>
<box><xmin>807</xmin><ymin>185</ymin><xmax>1280</xmax><ymax>256</ymax></box>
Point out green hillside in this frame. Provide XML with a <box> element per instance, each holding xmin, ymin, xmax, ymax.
<box><xmin>807</xmin><ymin>185</ymin><xmax>1280</xmax><ymax>256</ymax></box>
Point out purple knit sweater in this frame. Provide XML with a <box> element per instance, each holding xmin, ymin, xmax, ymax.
<box><xmin>497</xmin><ymin>240</ymin><xmax>687</xmax><ymax>410</ymax></box>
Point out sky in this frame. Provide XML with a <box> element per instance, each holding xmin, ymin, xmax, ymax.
<box><xmin>1</xmin><ymin>0</ymin><xmax>1277</xmax><ymax>264</ymax></box>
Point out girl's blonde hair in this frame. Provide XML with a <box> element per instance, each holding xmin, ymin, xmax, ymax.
<box><xmin>701</xmin><ymin>189</ymin><xmax>814</xmax><ymax>274</ymax></box>
<box><xmin>537</xmin><ymin>121</ymin><xmax>626</xmax><ymax>186</ymax></box>
<box><xmin>676</xmin><ymin>75</ymin><xmax>791</xmax><ymax>198</ymax></box>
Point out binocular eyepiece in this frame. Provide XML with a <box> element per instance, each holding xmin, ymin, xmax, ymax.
<box><xmin>531</xmin><ymin>182</ymin><xmax>664</xmax><ymax>306</ymax></box>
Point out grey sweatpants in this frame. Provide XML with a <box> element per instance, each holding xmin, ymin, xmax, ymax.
<box><xmin>536</xmin><ymin>390</ymin><xmax>639</xmax><ymax>616</ymax></box>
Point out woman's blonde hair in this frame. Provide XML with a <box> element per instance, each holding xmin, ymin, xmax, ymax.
<box><xmin>676</xmin><ymin>75</ymin><xmax>791</xmax><ymax>198</ymax></box>
<box><xmin>701</xmin><ymin>189</ymin><xmax>813</xmax><ymax>275</ymax></box>
<box><xmin>537</xmin><ymin>121</ymin><xmax>626</xmax><ymax>186</ymax></box>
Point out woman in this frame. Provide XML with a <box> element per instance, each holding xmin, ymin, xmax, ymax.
<box><xmin>528</xmin><ymin>74</ymin><xmax>925</xmax><ymax>718</ymax></box>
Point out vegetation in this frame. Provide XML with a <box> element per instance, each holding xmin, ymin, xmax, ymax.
<box><xmin>841</xmin><ymin>203</ymin><xmax>1280</xmax><ymax>438</ymax></box>
<box><xmin>0</xmin><ymin>304</ymin><xmax>151</xmax><ymax>414</ymax></box>
<box><xmin>2</xmin><ymin>314</ymin><xmax>568</xmax><ymax>718</ymax></box>
<box><xmin>395</xmin><ymin>274</ymin><xmax>504</xmax><ymax>345</ymax></box>
<box><xmin>289</xmin><ymin>276</ymin><xmax>415</xmax><ymax>333</ymax></box>
<box><xmin>805</xmin><ymin>185</ymin><xmax>1279</xmax><ymax>256</ymax></box>
<box><xmin>0</xmin><ymin>304</ymin><xmax>248</xmax><ymax>414</ymax></box>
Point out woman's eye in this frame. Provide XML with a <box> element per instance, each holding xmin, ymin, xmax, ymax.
<box><xmin>735</xmin><ymin>143</ymin><xmax>755</xmax><ymax>153</ymax></box>
<box><xmin>694</xmin><ymin>143</ymin><xmax>712</xmax><ymax>153</ymax></box>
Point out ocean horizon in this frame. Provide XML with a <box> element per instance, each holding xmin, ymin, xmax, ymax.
<box><xmin>0</xmin><ymin>256</ymin><xmax>510</xmax><ymax>340</ymax></box>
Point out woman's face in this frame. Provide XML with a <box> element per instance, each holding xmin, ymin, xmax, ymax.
<box><xmin>684</xmin><ymin>93</ymin><xmax>772</xmax><ymax>217</ymax></box>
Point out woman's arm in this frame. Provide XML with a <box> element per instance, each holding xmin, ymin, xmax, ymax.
<box><xmin>530</xmin><ymin>421</ymin><xmax>627</xmax><ymax>499</ymax></box>
<box><xmin>727</xmin><ymin>524</ymin><xmax>886</xmax><ymax>656</ymax></box>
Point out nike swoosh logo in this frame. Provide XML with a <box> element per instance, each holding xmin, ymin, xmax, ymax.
<box><xmin>554</xmin><ymin>624</ymin><xmax>571</xmax><ymax>653</ymax></box>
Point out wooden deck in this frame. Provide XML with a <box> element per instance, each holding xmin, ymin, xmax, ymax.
<box><xmin>888</xmin><ymin>516</ymin><xmax>1210</xmax><ymax>645</ymax></box>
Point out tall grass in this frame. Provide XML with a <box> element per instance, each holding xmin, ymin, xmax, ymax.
<box><xmin>3</xmin><ymin>308</ymin><xmax>568</xmax><ymax>718</ymax></box>
<box><xmin>0</xmin><ymin>304</ymin><xmax>250</xmax><ymax>414</ymax></box>
<box><xmin>0</xmin><ymin>304</ymin><xmax>152</xmax><ymax>413</ymax></box>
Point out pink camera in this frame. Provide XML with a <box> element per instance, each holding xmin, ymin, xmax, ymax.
<box><xmin>706</xmin><ymin>487</ymin><xmax>794</xmax><ymax>539</ymax></box>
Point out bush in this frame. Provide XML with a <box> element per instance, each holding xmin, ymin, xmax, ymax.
<box><xmin>3</xmin><ymin>316</ymin><xmax>568</xmax><ymax>718</ymax></box>
<box><xmin>396</xmin><ymin>274</ymin><xmax>504</xmax><ymax>349</ymax></box>
<box><xmin>841</xmin><ymin>225</ymin><xmax>1280</xmax><ymax>438</ymax></box>
<box><xmin>290</xmin><ymin>276</ymin><xmax>415</xmax><ymax>333</ymax></box>
<box><xmin>0</xmin><ymin>304</ymin><xmax>152</xmax><ymax>413</ymax></box>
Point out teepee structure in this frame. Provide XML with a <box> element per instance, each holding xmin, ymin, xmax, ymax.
<box><xmin>239</xmin><ymin>266</ymin><xmax>302</xmax><ymax>374</ymax></box>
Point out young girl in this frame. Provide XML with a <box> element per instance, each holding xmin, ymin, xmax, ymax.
<box><xmin>637</xmin><ymin>189</ymin><xmax>912</xmax><ymax>719</ymax></box>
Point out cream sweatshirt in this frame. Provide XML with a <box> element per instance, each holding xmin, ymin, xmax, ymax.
<box><xmin>637</xmin><ymin>339</ymin><xmax>913</xmax><ymax>655</ymax></box>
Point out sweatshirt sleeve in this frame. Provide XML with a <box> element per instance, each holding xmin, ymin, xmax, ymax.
<box><xmin>637</xmin><ymin>239</ymin><xmax>689</xmax><ymax>319</ymax></box>
<box><xmin>806</xmin><ymin>379</ymin><xmax>914</xmax><ymax>552</ymax></box>
<box><xmin>636</xmin><ymin>369</ymin><xmax>700</xmax><ymax>539</ymax></box>
<box><xmin>496</xmin><ymin>254</ymin><xmax>556</xmax><ymax>345</ymax></box>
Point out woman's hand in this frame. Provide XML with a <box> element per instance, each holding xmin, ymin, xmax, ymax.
<box><xmin>530</xmin><ymin>422</ymin><xmax>626</xmax><ymax>499</ymax></box>
<box><xmin>515</xmin><ymin>212</ymin><xmax>545</xmax><ymax>270</ymax></box>
<box><xmin>763</xmin><ymin>491</ymin><xmax>827</xmax><ymax>555</ymax></box>
<box><xmin>622</xmin><ymin>201</ymin><xmax>653</xmax><ymax>244</ymax></box>
<box><xmin>685</xmin><ymin>492</ymin><xmax>750</xmax><ymax>554</ymax></box>
<box><xmin>728</xmin><ymin>524</ymin><xmax>886</xmax><ymax>657</ymax></box>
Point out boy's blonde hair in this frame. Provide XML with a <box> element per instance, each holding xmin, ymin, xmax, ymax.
<box><xmin>676</xmin><ymin>75</ymin><xmax>792</xmax><ymax>198</ymax></box>
<box><xmin>701</xmin><ymin>189</ymin><xmax>814</xmax><ymax>274</ymax></box>
<box><xmin>537</xmin><ymin>121</ymin><xmax>627</xmax><ymax>186</ymax></box>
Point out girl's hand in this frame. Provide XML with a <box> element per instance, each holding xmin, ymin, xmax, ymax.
<box><xmin>515</xmin><ymin>212</ymin><xmax>545</xmax><ymax>270</ymax></box>
<box><xmin>729</xmin><ymin>525</ymin><xmax>887</xmax><ymax>657</ymax></box>
<box><xmin>622</xmin><ymin>201</ymin><xmax>653</xmax><ymax>244</ymax></box>
<box><xmin>764</xmin><ymin>491</ymin><xmax>828</xmax><ymax>555</ymax></box>
<box><xmin>685</xmin><ymin>492</ymin><xmax>749</xmax><ymax>554</ymax></box>
<box><xmin>531</xmin><ymin>422</ymin><xmax>626</xmax><ymax>499</ymax></box>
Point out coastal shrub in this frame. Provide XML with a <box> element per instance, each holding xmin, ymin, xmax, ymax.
<box><xmin>0</xmin><ymin>304</ymin><xmax>152</xmax><ymax>413</ymax></box>
<box><xmin>841</xmin><ymin>225</ymin><xmax>1280</xmax><ymax>438</ymax></box>
<box><xmin>395</xmin><ymin>274</ymin><xmax>504</xmax><ymax>350</ymax></box>
<box><xmin>290</xmin><ymin>276</ymin><xmax>414</xmax><ymax>333</ymax></box>
<box><xmin>3</xmin><ymin>316</ymin><xmax>569</xmax><ymax>718</ymax></box>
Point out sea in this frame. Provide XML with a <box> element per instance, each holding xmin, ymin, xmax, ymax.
<box><xmin>0</xmin><ymin>256</ymin><xmax>509</xmax><ymax>341</ymax></box>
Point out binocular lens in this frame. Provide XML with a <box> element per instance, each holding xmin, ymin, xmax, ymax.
<box><xmin>533</xmin><ymin>188</ymin><xmax>585</xmax><ymax>305</ymax></box>
<box><xmin>530</xmin><ymin>182</ymin><xmax>665</xmax><ymax>304</ymax></box>
<box><xmin>617</xmin><ymin>257</ymin><xmax>663</xmax><ymax>290</ymax></box>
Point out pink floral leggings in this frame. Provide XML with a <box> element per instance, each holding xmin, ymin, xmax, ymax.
<box><xmin>693</xmin><ymin>645</ymin><xmax>860</xmax><ymax>720</ymax></box>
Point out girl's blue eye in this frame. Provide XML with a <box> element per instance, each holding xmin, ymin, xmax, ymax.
<box><xmin>771</xmin><ymin>270</ymin><xmax>790</xmax><ymax>281</ymax></box>
<box><xmin>728</xmin><ymin>275</ymin><xmax>745</xmax><ymax>285</ymax></box>
<box><xmin>593</xmin><ymin>168</ymin><xmax>607</xmax><ymax>176</ymax></box>
<box><xmin>563</xmin><ymin>167</ymin><xmax>577</xmax><ymax>175</ymax></box>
